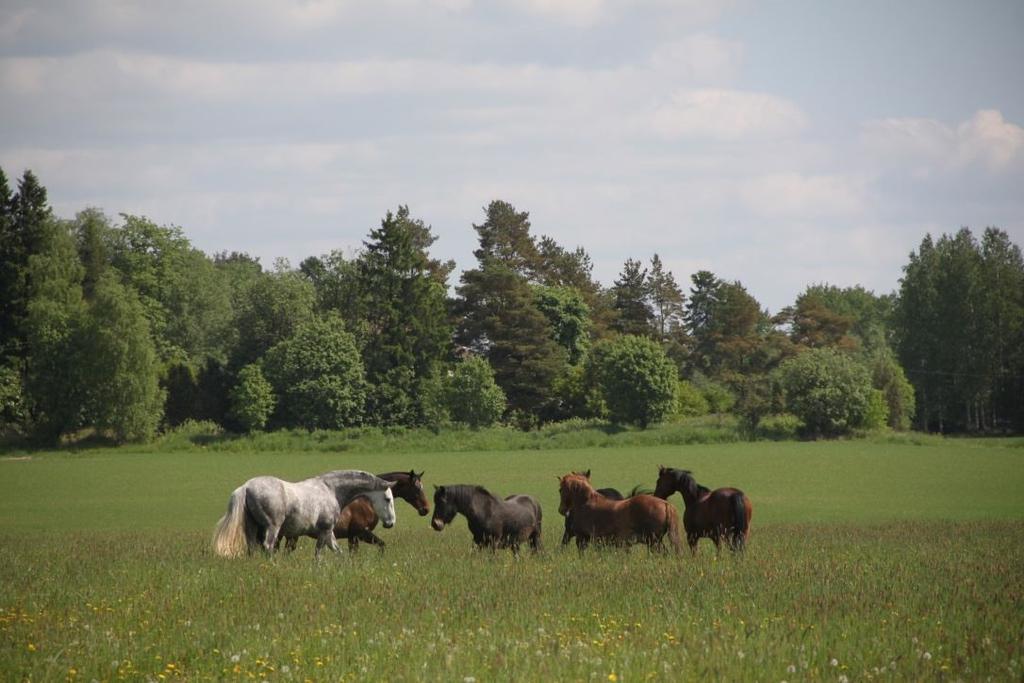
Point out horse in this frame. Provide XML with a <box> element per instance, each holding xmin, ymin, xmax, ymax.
<box><xmin>559</xmin><ymin>470</ymin><xmax>651</xmax><ymax>546</ymax></box>
<box><xmin>212</xmin><ymin>470</ymin><xmax>396</xmax><ymax>558</ymax></box>
<box><xmin>557</xmin><ymin>472</ymin><xmax>680</xmax><ymax>553</ymax></box>
<box><xmin>430</xmin><ymin>484</ymin><xmax>542</xmax><ymax>555</ymax></box>
<box><xmin>282</xmin><ymin>470</ymin><xmax>429</xmax><ymax>553</ymax></box>
<box><xmin>653</xmin><ymin>466</ymin><xmax>752</xmax><ymax>553</ymax></box>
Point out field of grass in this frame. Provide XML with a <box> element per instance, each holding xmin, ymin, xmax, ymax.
<box><xmin>2</xmin><ymin>437</ymin><xmax>1023</xmax><ymax>680</ymax></box>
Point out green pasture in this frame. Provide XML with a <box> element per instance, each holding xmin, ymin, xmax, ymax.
<box><xmin>1</xmin><ymin>438</ymin><xmax>1023</xmax><ymax>681</ymax></box>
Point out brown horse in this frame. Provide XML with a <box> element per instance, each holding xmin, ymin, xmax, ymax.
<box><xmin>557</xmin><ymin>472</ymin><xmax>680</xmax><ymax>553</ymax></box>
<box><xmin>284</xmin><ymin>470</ymin><xmax>429</xmax><ymax>553</ymax></box>
<box><xmin>653</xmin><ymin>466</ymin><xmax>752</xmax><ymax>554</ymax></box>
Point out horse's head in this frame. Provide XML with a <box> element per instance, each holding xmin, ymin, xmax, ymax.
<box><xmin>431</xmin><ymin>485</ymin><xmax>457</xmax><ymax>531</ymax></box>
<box><xmin>654</xmin><ymin>466</ymin><xmax>698</xmax><ymax>501</ymax></box>
<box><xmin>366</xmin><ymin>483</ymin><xmax>397</xmax><ymax>529</ymax></box>
<box><xmin>396</xmin><ymin>470</ymin><xmax>430</xmax><ymax>516</ymax></box>
<box><xmin>654</xmin><ymin>465</ymin><xmax>676</xmax><ymax>499</ymax></box>
<box><xmin>557</xmin><ymin>473</ymin><xmax>591</xmax><ymax>516</ymax></box>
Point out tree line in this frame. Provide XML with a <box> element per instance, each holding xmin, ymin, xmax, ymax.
<box><xmin>1</xmin><ymin>166</ymin><xmax>1022</xmax><ymax>444</ymax></box>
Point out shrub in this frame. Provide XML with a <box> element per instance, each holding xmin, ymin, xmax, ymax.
<box><xmin>445</xmin><ymin>356</ymin><xmax>506</xmax><ymax>428</ymax></box>
<box><xmin>756</xmin><ymin>413</ymin><xmax>805</xmax><ymax>440</ymax></box>
<box><xmin>869</xmin><ymin>349</ymin><xmax>916</xmax><ymax>430</ymax></box>
<box><xmin>696</xmin><ymin>379</ymin><xmax>735</xmax><ymax>414</ymax></box>
<box><xmin>674</xmin><ymin>380</ymin><xmax>709</xmax><ymax>418</ymax></box>
<box><xmin>588</xmin><ymin>335</ymin><xmax>677</xmax><ymax>428</ymax></box>
<box><xmin>777</xmin><ymin>347</ymin><xmax>874</xmax><ymax>438</ymax></box>
<box><xmin>862</xmin><ymin>388</ymin><xmax>890</xmax><ymax>431</ymax></box>
<box><xmin>229</xmin><ymin>364</ymin><xmax>275</xmax><ymax>433</ymax></box>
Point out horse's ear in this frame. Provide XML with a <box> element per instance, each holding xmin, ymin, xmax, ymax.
<box><xmin>417</xmin><ymin>470</ymin><xmax>425</xmax><ymax>479</ymax></box>
<box><xmin>585</xmin><ymin>469</ymin><xmax>591</xmax><ymax>479</ymax></box>
<box><xmin>658</xmin><ymin>465</ymin><xmax>665</xmax><ymax>474</ymax></box>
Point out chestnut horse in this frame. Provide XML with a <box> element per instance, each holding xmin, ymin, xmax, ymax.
<box><xmin>560</xmin><ymin>470</ymin><xmax>651</xmax><ymax>546</ymax></box>
<box><xmin>283</xmin><ymin>470</ymin><xmax>429</xmax><ymax>553</ymax></box>
<box><xmin>653</xmin><ymin>466</ymin><xmax>752</xmax><ymax>553</ymax></box>
<box><xmin>557</xmin><ymin>472</ymin><xmax>680</xmax><ymax>553</ymax></box>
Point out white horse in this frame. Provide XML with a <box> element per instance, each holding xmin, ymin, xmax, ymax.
<box><xmin>213</xmin><ymin>470</ymin><xmax>396</xmax><ymax>558</ymax></box>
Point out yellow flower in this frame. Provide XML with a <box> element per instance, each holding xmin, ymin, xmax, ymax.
<box><xmin>27</xmin><ymin>643</ymin><xmax>36</xmax><ymax>652</ymax></box>
<box><xmin>608</xmin><ymin>674</ymin><xmax>618</xmax><ymax>682</ymax></box>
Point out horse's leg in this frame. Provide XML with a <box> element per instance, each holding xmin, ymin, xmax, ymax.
<box><xmin>284</xmin><ymin>536</ymin><xmax>298</xmax><ymax>553</ymax></box>
<box><xmin>360</xmin><ymin>530</ymin><xmax>386</xmax><ymax>554</ymax></box>
<box><xmin>530</xmin><ymin>528</ymin><xmax>542</xmax><ymax>554</ymax></box>
<box><xmin>315</xmin><ymin>529</ymin><xmax>339</xmax><ymax>560</ymax></box>
<box><xmin>687</xmin><ymin>532</ymin><xmax>699</xmax><ymax>556</ymax></box>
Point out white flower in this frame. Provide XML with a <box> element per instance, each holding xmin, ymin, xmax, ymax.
<box><xmin>923</xmin><ymin>652</ymin><xmax>932</xmax><ymax>661</ymax></box>
<box><xmin>838</xmin><ymin>676</ymin><xmax>849</xmax><ymax>683</ymax></box>
<box><xmin>787</xmin><ymin>665</ymin><xmax>796</xmax><ymax>674</ymax></box>
<box><xmin>830</xmin><ymin>658</ymin><xmax>839</xmax><ymax>667</ymax></box>
<box><xmin>230</xmin><ymin>654</ymin><xmax>240</xmax><ymax>663</ymax></box>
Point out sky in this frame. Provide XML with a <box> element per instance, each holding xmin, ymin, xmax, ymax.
<box><xmin>1</xmin><ymin>0</ymin><xmax>1022</xmax><ymax>312</ymax></box>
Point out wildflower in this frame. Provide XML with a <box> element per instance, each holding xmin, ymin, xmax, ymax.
<box><xmin>609</xmin><ymin>674</ymin><xmax>618</xmax><ymax>682</ymax></box>
<box><xmin>923</xmin><ymin>652</ymin><xmax>932</xmax><ymax>661</ymax></box>
<box><xmin>787</xmin><ymin>664</ymin><xmax>796</xmax><ymax>673</ymax></box>
<box><xmin>829</xmin><ymin>658</ymin><xmax>838</xmax><ymax>667</ymax></box>
<box><xmin>838</xmin><ymin>676</ymin><xmax>849</xmax><ymax>683</ymax></box>
<box><xmin>27</xmin><ymin>643</ymin><xmax>36</xmax><ymax>652</ymax></box>
<box><xmin>463</xmin><ymin>678</ymin><xmax>476</xmax><ymax>683</ymax></box>
<box><xmin>231</xmin><ymin>654</ymin><xmax>241</xmax><ymax>663</ymax></box>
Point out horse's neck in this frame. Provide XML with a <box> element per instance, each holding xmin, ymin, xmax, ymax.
<box><xmin>574</xmin><ymin>485</ymin><xmax>601</xmax><ymax>509</ymax></box>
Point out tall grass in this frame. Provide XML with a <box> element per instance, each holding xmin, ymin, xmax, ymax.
<box><xmin>1</xmin><ymin>523</ymin><xmax>1021</xmax><ymax>681</ymax></box>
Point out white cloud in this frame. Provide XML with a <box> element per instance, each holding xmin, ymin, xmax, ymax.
<box><xmin>649</xmin><ymin>33</ymin><xmax>743</xmax><ymax>83</ymax></box>
<box><xmin>646</xmin><ymin>88</ymin><xmax>806</xmax><ymax>140</ymax></box>
<box><xmin>863</xmin><ymin>109</ymin><xmax>1024</xmax><ymax>174</ymax></box>
<box><xmin>740</xmin><ymin>173</ymin><xmax>865</xmax><ymax>217</ymax></box>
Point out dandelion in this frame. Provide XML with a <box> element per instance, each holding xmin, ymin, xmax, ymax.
<box><xmin>27</xmin><ymin>643</ymin><xmax>36</xmax><ymax>652</ymax></box>
<box><xmin>609</xmin><ymin>674</ymin><xmax>618</xmax><ymax>682</ymax></box>
<box><xmin>463</xmin><ymin>677</ymin><xmax>476</xmax><ymax>683</ymax></box>
<box><xmin>923</xmin><ymin>652</ymin><xmax>932</xmax><ymax>661</ymax></box>
<box><xmin>230</xmin><ymin>654</ymin><xmax>241</xmax><ymax>663</ymax></box>
<box><xmin>829</xmin><ymin>658</ymin><xmax>838</xmax><ymax>667</ymax></box>
<box><xmin>838</xmin><ymin>676</ymin><xmax>849</xmax><ymax>683</ymax></box>
<box><xmin>787</xmin><ymin>664</ymin><xmax>796</xmax><ymax>674</ymax></box>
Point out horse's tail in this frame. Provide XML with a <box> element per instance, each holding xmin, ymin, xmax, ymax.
<box><xmin>731</xmin><ymin>492</ymin><xmax>749</xmax><ymax>551</ymax></box>
<box><xmin>664</xmin><ymin>501</ymin><xmax>681</xmax><ymax>555</ymax></box>
<box><xmin>212</xmin><ymin>485</ymin><xmax>249</xmax><ymax>558</ymax></box>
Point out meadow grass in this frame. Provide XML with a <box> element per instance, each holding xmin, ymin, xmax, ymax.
<box><xmin>1</xmin><ymin>438</ymin><xmax>1023</xmax><ymax>681</ymax></box>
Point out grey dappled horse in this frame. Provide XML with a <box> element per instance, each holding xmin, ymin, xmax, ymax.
<box><xmin>212</xmin><ymin>470</ymin><xmax>396</xmax><ymax>558</ymax></box>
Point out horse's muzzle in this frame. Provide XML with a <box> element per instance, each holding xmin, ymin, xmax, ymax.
<box><xmin>382</xmin><ymin>521</ymin><xmax>394</xmax><ymax>529</ymax></box>
<box><xmin>431</xmin><ymin>518</ymin><xmax>445</xmax><ymax>531</ymax></box>
<box><xmin>418</xmin><ymin>508</ymin><xmax>430</xmax><ymax>517</ymax></box>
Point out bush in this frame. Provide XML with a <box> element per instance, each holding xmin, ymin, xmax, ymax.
<box><xmin>0</xmin><ymin>364</ymin><xmax>25</xmax><ymax>436</ymax></box>
<box><xmin>674</xmin><ymin>380</ymin><xmax>709</xmax><ymax>418</ymax></box>
<box><xmin>587</xmin><ymin>335</ymin><xmax>677</xmax><ymax>428</ymax></box>
<box><xmin>229</xmin><ymin>364</ymin><xmax>275</xmax><ymax>433</ymax></box>
<box><xmin>862</xmin><ymin>388</ymin><xmax>890</xmax><ymax>431</ymax></box>
<box><xmin>777</xmin><ymin>347</ymin><xmax>874</xmax><ymax>438</ymax></box>
<box><xmin>445</xmin><ymin>356</ymin><xmax>506</xmax><ymax>429</ymax></box>
<box><xmin>756</xmin><ymin>413</ymin><xmax>804</xmax><ymax>440</ymax></box>
<box><xmin>695</xmin><ymin>378</ymin><xmax>735</xmax><ymax>414</ymax></box>
<box><xmin>869</xmin><ymin>350</ymin><xmax>916</xmax><ymax>430</ymax></box>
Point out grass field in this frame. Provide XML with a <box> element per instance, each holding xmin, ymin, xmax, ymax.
<box><xmin>1</xmin><ymin>437</ymin><xmax>1023</xmax><ymax>681</ymax></box>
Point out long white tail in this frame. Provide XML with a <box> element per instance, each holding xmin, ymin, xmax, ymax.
<box><xmin>212</xmin><ymin>486</ymin><xmax>248</xmax><ymax>557</ymax></box>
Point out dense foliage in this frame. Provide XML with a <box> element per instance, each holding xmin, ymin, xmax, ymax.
<box><xmin>2</xmin><ymin>165</ymin><xmax>1022</xmax><ymax>442</ymax></box>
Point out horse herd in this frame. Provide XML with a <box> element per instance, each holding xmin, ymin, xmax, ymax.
<box><xmin>212</xmin><ymin>466</ymin><xmax>753</xmax><ymax>558</ymax></box>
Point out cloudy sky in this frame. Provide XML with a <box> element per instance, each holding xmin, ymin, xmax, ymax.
<box><xmin>2</xmin><ymin>0</ymin><xmax>1022</xmax><ymax>311</ymax></box>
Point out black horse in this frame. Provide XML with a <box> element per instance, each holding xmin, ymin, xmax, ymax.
<box><xmin>653</xmin><ymin>466</ymin><xmax>752</xmax><ymax>553</ymax></box>
<box><xmin>431</xmin><ymin>484</ymin><xmax>542</xmax><ymax>554</ymax></box>
<box><xmin>559</xmin><ymin>470</ymin><xmax>651</xmax><ymax>546</ymax></box>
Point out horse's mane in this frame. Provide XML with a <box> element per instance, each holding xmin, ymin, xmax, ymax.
<box><xmin>445</xmin><ymin>484</ymin><xmax>501</xmax><ymax>505</ymax></box>
<box><xmin>665</xmin><ymin>468</ymin><xmax>701</xmax><ymax>498</ymax></box>
<box><xmin>318</xmin><ymin>470</ymin><xmax>381</xmax><ymax>489</ymax></box>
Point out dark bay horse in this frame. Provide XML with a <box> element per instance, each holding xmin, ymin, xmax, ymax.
<box><xmin>557</xmin><ymin>472</ymin><xmax>680</xmax><ymax>553</ymax></box>
<box><xmin>283</xmin><ymin>470</ymin><xmax>429</xmax><ymax>553</ymax></box>
<box><xmin>431</xmin><ymin>484</ymin><xmax>542</xmax><ymax>554</ymax></box>
<box><xmin>560</xmin><ymin>470</ymin><xmax>651</xmax><ymax>546</ymax></box>
<box><xmin>653</xmin><ymin>466</ymin><xmax>752</xmax><ymax>553</ymax></box>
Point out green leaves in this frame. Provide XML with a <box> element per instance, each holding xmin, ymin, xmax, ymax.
<box><xmin>587</xmin><ymin>335</ymin><xmax>677</xmax><ymax>428</ymax></box>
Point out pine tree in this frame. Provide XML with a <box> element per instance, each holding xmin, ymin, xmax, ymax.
<box><xmin>357</xmin><ymin>206</ymin><xmax>453</xmax><ymax>425</ymax></box>
<box><xmin>647</xmin><ymin>254</ymin><xmax>685</xmax><ymax>340</ymax></box>
<box><xmin>611</xmin><ymin>258</ymin><xmax>652</xmax><ymax>337</ymax></box>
